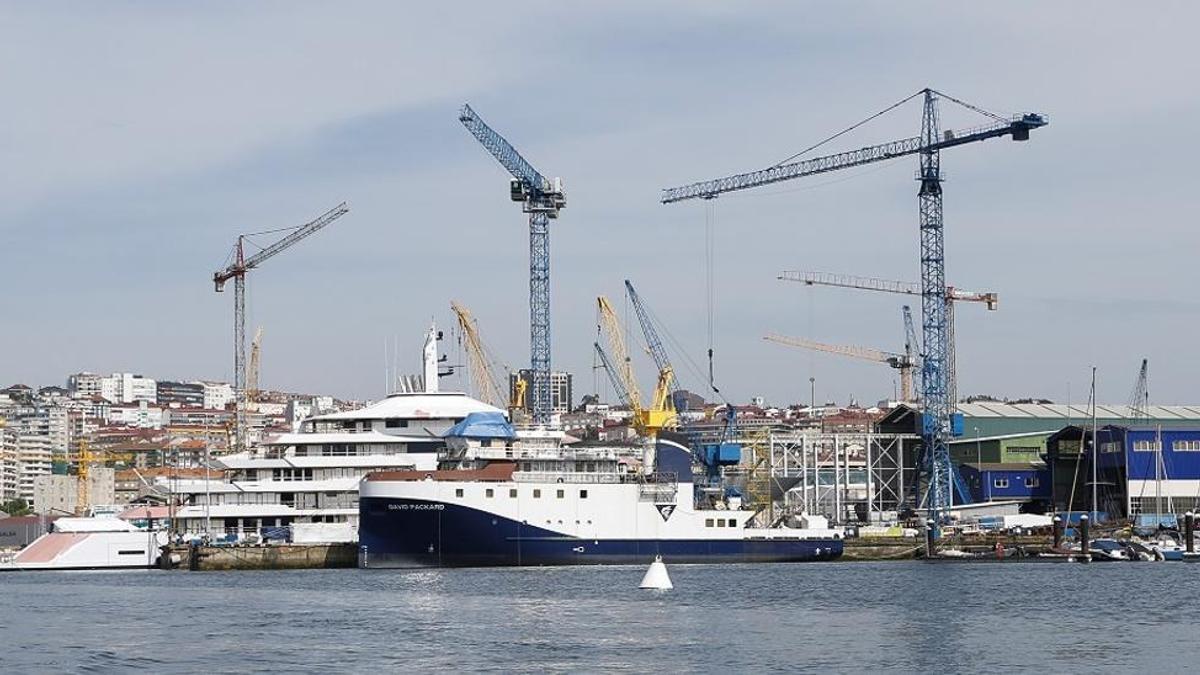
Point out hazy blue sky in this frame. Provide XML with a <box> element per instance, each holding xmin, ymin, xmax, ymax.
<box><xmin>3</xmin><ymin>2</ymin><xmax>1198</xmax><ymax>406</ymax></box>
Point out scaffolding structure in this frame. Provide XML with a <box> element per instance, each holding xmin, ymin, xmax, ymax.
<box><xmin>738</xmin><ymin>430</ymin><xmax>916</xmax><ymax>525</ymax></box>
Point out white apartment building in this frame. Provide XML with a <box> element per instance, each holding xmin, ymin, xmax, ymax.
<box><xmin>108</xmin><ymin>402</ymin><xmax>164</xmax><ymax>429</ymax></box>
<box><xmin>16</xmin><ymin>430</ymin><xmax>52</xmax><ymax>505</ymax></box>
<box><xmin>0</xmin><ymin>423</ymin><xmax>18</xmax><ymax>503</ymax></box>
<box><xmin>100</xmin><ymin>373</ymin><xmax>158</xmax><ymax>404</ymax></box>
<box><xmin>67</xmin><ymin>372</ymin><xmax>104</xmax><ymax>398</ymax></box>
<box><xmin>199</xmin><ymin>381</ymin><xmax>235</xmax><ymax>410</ymax></box>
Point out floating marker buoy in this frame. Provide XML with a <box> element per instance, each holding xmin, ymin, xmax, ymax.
<box><xmin>639</xmin><ymin>555</ymin><xmax>673</xmax><ymax>590</ymax></box>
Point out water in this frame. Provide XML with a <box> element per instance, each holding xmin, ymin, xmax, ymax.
<box><xmin>1</xmin><ymin>562</ymin><xmax>1195</xmax><ymax>673</ymax></box>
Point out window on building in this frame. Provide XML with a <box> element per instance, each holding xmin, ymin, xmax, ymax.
<box><xmin>455</xmin><ymin>488</ymin><xmax>464</xmax><ymax>498</ymax></box>
<box><xmin>993</xmin><ymin>478</ymin><xmax>1009</xmax><ymax>489</ymax></box>
<box><xmin>1173</xmin><ymin>440</ymin><xmax>1200</xmax><ymax>452</ymax></box>
<box><xmin>1024</xmin><ymin>477</ymin><xmax>1040</xmax><ymax>488</ymax></box>
<box><xmin>485</xmin><ymin>488</ymin><xmax>494</xmax><ymax>498</ymax></box>
<box><xmin>1134</xmin><ymin>440</ymin><xmax>1162</xmax><ymax>452</ymax></box>
<box><xmin>580</xmin><ymin>489</ymin><xmax>588</xmax><ymax>499</ymax></box>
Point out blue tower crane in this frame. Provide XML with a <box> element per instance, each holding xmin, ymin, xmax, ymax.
<box><xmin>459</xmin><ymin>104</ymin><xmax>565</xmax><ymax>424</ymax></box>
<box><xmin>661</xmin><ymin>88</ymin><xmax>1046</xmax><ymax>531</ymax></box>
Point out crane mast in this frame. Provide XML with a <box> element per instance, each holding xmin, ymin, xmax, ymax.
<box><xmin>662</xmin><ymin>87</ymin><xmax>1046</xmax><ymax>529</ymax></box>
<box><xmin>213</xmin><ymin>202</ymin><xmax>348</xmax><ymax>450</ymax></box>
<box><xmin>459</xmin><ymin>104</ymin><xmax>565</xmax><ymax>424</ymax></box>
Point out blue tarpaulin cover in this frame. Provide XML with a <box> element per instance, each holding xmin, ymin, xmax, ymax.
<box><xmin>443</xmin><ymin>412</ymin><xmax>516</xmax><ymax>439</ymax></box>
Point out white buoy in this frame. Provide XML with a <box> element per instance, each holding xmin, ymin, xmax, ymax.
<box><xmin>639</xmin><ymin>555</ymin><xmax>673</xmax><ymax>590</ymax></box>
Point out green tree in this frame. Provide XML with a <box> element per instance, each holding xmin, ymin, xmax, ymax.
<box><xmin>0</xmin><ymin>498</ymin><xmax>32</xmax><ymax>516</ymax></box>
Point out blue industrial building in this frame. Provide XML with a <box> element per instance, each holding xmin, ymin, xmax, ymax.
<box><xmin>1046</xmin><ymin>425</ymin><xmax>1200</xmax><ymax>519</ymax></box>
<box><xmin>959</xmin><ymin>463</ymin><xmax>1052</xmax><ymax>505</ymax></box>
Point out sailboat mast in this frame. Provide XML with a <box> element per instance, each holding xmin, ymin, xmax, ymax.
<box><xmin>1091</xmin><ymin>367</ymin><xmax>1098</xmax><ymax>520</ymax></box>
<box><xmin>1156</xmin><ymin>423</ymin><xmax>1162</xmax><ymax>524</ymax></box>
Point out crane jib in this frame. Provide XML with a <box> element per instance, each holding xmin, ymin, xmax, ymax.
<box><xmin>660</xmin><ymin>114</ymin><xmax>1046</xmax><ymax>204</ymax></box>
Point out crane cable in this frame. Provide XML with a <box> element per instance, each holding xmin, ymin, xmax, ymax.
<box><xmin>769</xmin><ymin>89</ymin><xmax>926</xmax><ymax>168</ymax></box>
<box><xmin>706</xmin><ymin>203</ymin><xmax>717</xmax><ymax>394</ymax></box>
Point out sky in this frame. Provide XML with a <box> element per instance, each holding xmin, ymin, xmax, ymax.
<box><xmin>2</xmin><ymin>2</ymin><xmax>1199</xmax><ymax>407</ymax></box>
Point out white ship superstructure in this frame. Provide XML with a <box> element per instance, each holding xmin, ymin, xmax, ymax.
<box><xmin>171</xmin><ymin>324</ymin><xmax>501</xmax><ymax>542</ymax></box>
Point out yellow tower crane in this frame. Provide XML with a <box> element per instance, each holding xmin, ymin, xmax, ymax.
<box><xmin>247</xmin><ymin>327</ymin><xmax>264</xmax><ymax>409</ymax></box>
<box><xmin>75</xmin><ymin>439</ymin><xmax>100</xmax><ymax>515</ymax></box>
<box><xmin>763</xmin><ymin>333</ymin><xmax>917</xmax><ymax>402</ymax></box>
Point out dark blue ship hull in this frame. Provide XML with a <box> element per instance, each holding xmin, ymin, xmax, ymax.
<box><xmin>358</xmin><ymin>497</ymin><xmax>843</xmax><ymax>568</ymax></box>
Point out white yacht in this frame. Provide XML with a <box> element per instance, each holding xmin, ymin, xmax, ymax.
<box><xmin>1</xmin><ymin>513</ymin><xmax>168</xmax><ymax>571</ymax></box>
<box><xmin>170</xmin><ymin>325</ymin><xmax>501</xmax><ymax>543</ymax></box>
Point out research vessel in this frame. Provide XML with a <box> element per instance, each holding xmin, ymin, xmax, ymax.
<box><xmin>358</xmin><ymin>418</ymin><xmax>844</xmax><ymax>568</ymax></box>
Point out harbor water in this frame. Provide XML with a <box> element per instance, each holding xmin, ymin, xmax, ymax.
<box><xmin>1</xmin><ymin>562</ymin><xmax>1195</xmax><ymax>673</ymax></box>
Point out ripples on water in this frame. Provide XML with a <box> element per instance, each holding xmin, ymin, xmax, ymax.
<box><xmin>1</xmin><ymin>562</ymin><xmax>1195</xmax><ymax>673</ymax></box>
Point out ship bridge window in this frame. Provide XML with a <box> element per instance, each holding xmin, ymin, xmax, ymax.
<box><xmin>556</xmin><ymin>489</ymin><xmax>564</xmax><ymax>499</ymax></box>
<box><xmin>533</xmin><ymin>489</ymin><xmax>541</xmax><ymax>498</ymax></box>
<box><xmin>728</xmin><ymin>518</ymin><xmax>737</xmax><ymax>527</ymax></box>
<box><xmin>580</xmin><ymin>490</ymin><xmax>588</xmax><ymax>499</ymax></box>
<box><xmin>455</xmin><ymin>488</ymin><xmax>464</xmax><ymax>498</ymax></box>
<box><xmin>385</xmin><ymin>418</ymin><xmax>409</xmax><ymax>428</ymax></box>
<box><xmin>705</xmin><ymin>518</ymin><xmax>714</xmax><ymax>527</ymax></box>
<box><xmin>509</xmin><ymin>488</ymin><xmax>517</xmax><ymax>498</ymax></box>
<box><xmin>486</xmin><ymin>488</ymin><xmax>494</xmax><ymax>498</ymax></box>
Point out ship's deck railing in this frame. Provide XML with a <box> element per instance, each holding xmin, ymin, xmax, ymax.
<box><xmin>469</xmin><ymin>447</ymin><xmax>621</xmax><ymax>461</ymax></box>
<box><xmin>514</xmin><ymin>471</ymin><xmax>624</xmax><ymax>484</ymax></box>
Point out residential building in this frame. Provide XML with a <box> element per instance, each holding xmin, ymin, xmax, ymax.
<box><xmin>510</xmin><ymin>370</ymin><xmax>573</xmax><ymax>415</ymax></box>
<box><xmin>67</xmin><ymin>372</ymin><xmax>104</xmax><ymax>398</ymax></box>
<box><xmin>101</xmin><ymin>373</ymin><xmax>157</xmax><ymax>404</ymax></box>
<box><xmin>199</xmin><ymin>381</ymin><xmax>235</xmax><ymax>411</ymax></box>
<box><xmin>157</xmin><ymin>381</ymin><xmax>205</xmax><ymax>408</ymax></box>
<box><xmin>31</xmin><ymin>469</ymin><xmax>116</xmax><ymax>515</ymax></box>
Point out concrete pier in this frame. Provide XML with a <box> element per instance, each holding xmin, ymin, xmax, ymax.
<box><xmin>168</xmin><ymin>543</ymin><xmax>357</xmax><ymax>571</ymax></box>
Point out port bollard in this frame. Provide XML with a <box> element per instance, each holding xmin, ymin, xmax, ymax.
<box><xmin>1186</xmin><ymin>512</ymin><xmax>1195</xmax><ymax>554</ymax></box>
<box><xmin>1080</xmin><ymin>514</ymin><xmax>1090</xmax><ymax>558</ymax></box>
<box><xmin>1052</xmin><ymin>516</ymin><xmax>1063</xmax><ymax>549</ymax></box>
<box><xmin>924</xmin><ymin>524</ymin><xmax>935</xmax><ymax>558</ymax></box>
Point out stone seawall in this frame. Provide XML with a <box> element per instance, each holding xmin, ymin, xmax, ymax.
<box><xmin>169</xmin><ymin>543</ymin><xmax>358</xmax><ymax>571</ymax></box>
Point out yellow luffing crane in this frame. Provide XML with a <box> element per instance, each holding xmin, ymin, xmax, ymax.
<box><xmin>595</xmin><ymin>296</ymin><xmax>673</xmax><ymax>435</ymax></box>
<box><xmin>450</xmin><ymin>301</ymin><xmax>507</xmax><ymax>410</ymax></box>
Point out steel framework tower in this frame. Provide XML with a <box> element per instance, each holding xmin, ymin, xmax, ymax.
<box><xmin>661</xmin><ymin>88</ymin><xmax>1046</xmax><ymax>529</ymax></box>
<box><xmin>459</xmin><ymin>104</ymin><xmax>565</xmax><ymax>424</ymax></box>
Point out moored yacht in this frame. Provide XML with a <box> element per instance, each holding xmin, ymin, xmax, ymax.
<box><xmin>170</xmin><ymin>325</ymin><xmax>501</xmax><ymax>542</ymax></box>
